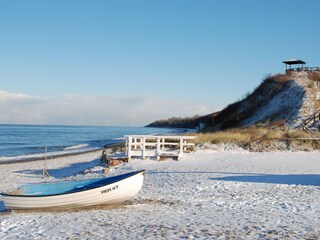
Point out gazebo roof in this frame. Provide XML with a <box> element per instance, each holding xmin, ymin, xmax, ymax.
<box><xmin>282</xmin><ymin>59</ymin><xmax>306</xmax><ymax>65</ymax></box>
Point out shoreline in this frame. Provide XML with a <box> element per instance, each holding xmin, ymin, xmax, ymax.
<box><xmin>0</xmin><ymin>142</ymin><xmax>124</xmax><ymax>165</ymax></box>
<box><xmin>0</xmin><ymin>128</ymin><xmax>193</xmax><ymax>165</ymax></box>
<box><xmin>0</xmin><ymin>148</ymin><xmax>103</xmax><ymax>165</ymax></box>
<box><xmin>2</xmin><ymin>138</ymin><xmax>320</xmax><ymax>165</ymax></box>
<box><xmin>0</xmin><ymin>125</ymin><xmax>185</xmax><ymax>165</ymax></box>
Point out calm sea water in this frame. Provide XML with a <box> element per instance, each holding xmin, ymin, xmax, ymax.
<box><xmin>0</xmin><ymin>124</ymin><xmax>180</xmax><ymax>162</ymax></box>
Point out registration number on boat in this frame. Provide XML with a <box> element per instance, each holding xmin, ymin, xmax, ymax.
<box><xmin>101</xmin><ymin>185</ymin><xmax>118</xmax><ymax>194</ymax></box>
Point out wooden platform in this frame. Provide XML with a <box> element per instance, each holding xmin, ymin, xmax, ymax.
<box><xmin>124</xmin><ymin>135</ymin><xmax>196</xmax><ymax>161</ymax></box>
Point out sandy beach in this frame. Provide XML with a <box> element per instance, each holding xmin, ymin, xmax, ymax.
<box><xmin>1</xmin><ymin>147</ymin><xmax>320</xmax><ymax>239</ymax></box>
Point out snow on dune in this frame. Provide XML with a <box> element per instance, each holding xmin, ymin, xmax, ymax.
<box><xmin>0</xmin><ymin>149</ymin><xmax>320</xmax><ymax>239</ymax></box>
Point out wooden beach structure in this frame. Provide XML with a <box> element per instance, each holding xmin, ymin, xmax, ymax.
<box><xmin>283</xmin><ymin>59</ymin><xmax>306</xmax><ymax>74</ymax></box>
<box><xmin>125</xmin><ymin>135</ymin><xmax>196</xmax><ymax>161</ymax></box>
<box><xmin>283</xmin><ymin>59</ymin><xmax>320</xmax><ymax>74</ymax></box>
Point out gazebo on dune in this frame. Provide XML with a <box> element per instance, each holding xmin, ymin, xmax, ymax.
<box><xmin>283</xmin><ymin>59</ymin><xmax>306</xmax><ymax>74</ymax></box>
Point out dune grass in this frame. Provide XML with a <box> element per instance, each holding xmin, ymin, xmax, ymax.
<box><xmin>192</xmin><ymin>126</ymin><xmax>320</xmax><ymax>149</ymax></box>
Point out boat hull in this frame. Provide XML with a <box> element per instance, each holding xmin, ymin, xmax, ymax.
<box><xmin>1</xmin><ymin>171</ymin><xmax>144</xmax><ymax>210</ymax></box>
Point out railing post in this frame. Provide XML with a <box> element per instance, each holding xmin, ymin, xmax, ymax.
<box><xmin>156</xmin><ymin>137</ymin><xmax>160</xmax><ymax>161</ymax></box>
<box><xmin>142</xmin><ymin>137</ymin><xmax>146</xmax><ymax>160</ymax></box>
<box><xmin>133</xmin><ymin>137</ymin><xmax>137</xmax><ymax>150</ymax></box>
<box><xmin>161</xmin><ymin>137</ymin><xmax>164</xmax><ymax>150</ymax></box>
<box><xmin>127</xmin><ymin>136</ymin><xmax>132</xmax><ymax>161</ymax></box>
<box><xmin>178</xmin><ymin>137</ymin><xmax>183</xmax><ymax>160</ymax></box>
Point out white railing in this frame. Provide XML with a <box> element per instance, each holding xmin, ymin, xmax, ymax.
<box><xmin>124</xmin><ymin>135</ymin><xmax>196</xmax><ymax>161</ymax></box>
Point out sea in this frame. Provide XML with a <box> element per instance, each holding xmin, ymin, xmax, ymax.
<box><xmin>0</xmin><ymin>124</ymin><xmax>184</xmax><ymax>163</ymax></box>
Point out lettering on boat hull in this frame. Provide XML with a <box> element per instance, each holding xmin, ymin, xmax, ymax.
<box><xmin>101</xmin><ymin>185</ymin><xmax>118</xmax><ymax>194</ymax></box>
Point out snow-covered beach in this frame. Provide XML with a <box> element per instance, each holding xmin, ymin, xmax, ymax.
<box><xmin>1</xmin><ymin>147</ymin><xmax>320</xmax><ymax>239</ymax></box>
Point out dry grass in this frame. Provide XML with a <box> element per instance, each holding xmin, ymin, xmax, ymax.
<box><xmin>308</xmin><ymin>72</ymin><xmax>320</xmax><ymax>82</ymax></box>
<box><xmin>195</xmin><ymin>131</ymin><xmax>251</xmax><ymax>145</ymax></box>
<box><xmin>288</xmin><ymin>129</ymin><xmax>319</xmax><ymax>138</ymax></box>
<box><xmin>315</xmin><ymin>99</ymin><xmax>320</xmax><ymax>111</ymax></box>
<box><xmin>262</xmin><ymin>129</ymin><xmax>285</xmax><ymax>139</ymax></box>
<box><xmin>262</xmin><ymin>73</ymin><xmax>291</xmax><ymax>85</ymax></box>
<box><xmin>193</xmin><ymin>126</ymin><xmax>265</xmax><ymax>145</ymax></box>
<box><xmin>192</xmin><ymin>126</ymin><xmax>320</xmax><ymax>147</ymax></box>
<box><xmin>272</xmin><ymin>73</ymin><xmax>291</xmax><ymax>83</ymax></box>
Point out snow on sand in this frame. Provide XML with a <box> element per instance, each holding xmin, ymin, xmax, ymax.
<box><xmin>1</xmin><ymin>148</ymin><xmax>320</xmax><ymax>239</ymax></box>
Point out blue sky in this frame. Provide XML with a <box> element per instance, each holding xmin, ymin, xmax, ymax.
<box><xmin>1</xmin><ymin>0</ymin><xmax>320</xmax><ymax>126</ymax></box>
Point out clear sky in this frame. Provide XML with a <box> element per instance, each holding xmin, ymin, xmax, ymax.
<box><xmin>1</xmin><ymin>0</ymin><xmax>320</xmax><ymax>126</ymax></box>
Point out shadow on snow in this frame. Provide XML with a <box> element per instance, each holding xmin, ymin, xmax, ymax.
<box><xmin>13</xmin><ymin>158</ymin><xmax>101</xmax><ymax>179</ymax></box>
<box><xmin>147</xmin><ymin>171</ymin><xmax>320</xmax><ymax>186</ymax></box>
<box><xmin>210</xmin><ymin>174</ymin><xmax>320</xmax><ymax>186</ymax></box>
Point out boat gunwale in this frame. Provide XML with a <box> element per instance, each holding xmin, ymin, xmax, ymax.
<box><xmin>1</xmin><ymin>170</ymin><xmax>145</xmax><ymax>198</ymax></box>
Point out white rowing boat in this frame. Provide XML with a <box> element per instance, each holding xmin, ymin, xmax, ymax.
<box><xmin>1</xmin><ymin>170</ymin><xmax>144</xmax><ymax>210</ymax></box>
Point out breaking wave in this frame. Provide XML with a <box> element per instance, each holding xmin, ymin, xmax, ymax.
<box><xmin>64</xmin><ymin>144</ymin><xmax>89</xmax><ymax>150</ymax></box>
